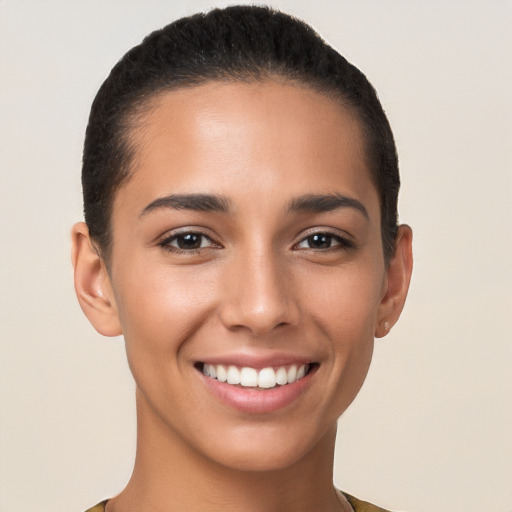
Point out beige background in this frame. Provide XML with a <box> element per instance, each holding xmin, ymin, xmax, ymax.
<box><xmin>1</xmin><ymin>1</ymin><xmax>511</xmax><ymax>511</ymax></box>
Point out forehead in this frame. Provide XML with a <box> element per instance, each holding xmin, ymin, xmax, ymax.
<box><xmin>116</xmin><ymin>80</ymin><xmax>377</xmax><ymax>217</ymax></box>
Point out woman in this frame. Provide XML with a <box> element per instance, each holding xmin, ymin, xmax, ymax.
<box><xmin>72</xmin><ymin>6</ymin><xmax>413</xmax><ymax>512</ymax></box>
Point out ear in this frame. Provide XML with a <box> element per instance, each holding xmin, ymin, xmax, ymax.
<box><xmin>71</xmin><ymin>222</ymin><xmax>122</xmax><ymax>337</ymax></box>
<box><xmin>375</xmin><ymin>225</ymin><xmax>413</xmax><ymax>338</ymax></box>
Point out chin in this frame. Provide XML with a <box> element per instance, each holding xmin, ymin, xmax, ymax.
<box><xmin>217</xmin><ymin>448</ymin><xmax>305</xmax><ymax>473</ymax></box>
<box><xmin>211</xmin><ymin>452</ymin><xmax>310</xmax><ymax>474</ymax></box>
<box><xmin>198</xmin><ymin>422</ymin><xmax>337</xmax><ymax>474</ymax></box>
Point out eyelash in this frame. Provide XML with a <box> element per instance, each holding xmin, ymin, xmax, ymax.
<box><xmin>294</xmin><ymin>231</ymin><xmax>354</xmax><ymax>251</ymax></box>
<box><xmin>158</xmin><ymin>229</ymin><xmax>354</xmax><ymax>255</ymax></box>
<box><xmin>158</xmin><ymin>231</ymin><xmax>219</xmax><ymax>254</ymax></box>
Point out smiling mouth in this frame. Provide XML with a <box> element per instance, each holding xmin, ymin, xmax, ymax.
<box><xmin>199</xmin><ymin>363</ymin><xmax>315</xmax><ymax>390</ymax></box>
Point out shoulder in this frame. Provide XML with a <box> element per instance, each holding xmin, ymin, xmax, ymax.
<box><xmin>84</xmin><ymin>500</ymin><xmax>108</xmax><ymax>512</ymax></box>
<box><xmin>342</xmin><ymin>492</ymin><xmax>394</xmax><ymax>512</ymax></box>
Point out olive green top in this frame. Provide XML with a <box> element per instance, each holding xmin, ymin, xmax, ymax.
<box><xmin>85</xmin><ymin>492</ymin><xmax>392</xmax><ymax>512</ymax></box>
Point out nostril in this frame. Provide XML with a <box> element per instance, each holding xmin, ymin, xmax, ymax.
<box><xmin>218</xmin><ymin>303</ymin><xmax>299</xmax><ymax>337</ymax></box>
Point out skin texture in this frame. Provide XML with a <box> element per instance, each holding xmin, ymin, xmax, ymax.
<box><xmin>72</xmin><ymin>80</ymin><xmax>413</xmax><ymax>512</ymax></box>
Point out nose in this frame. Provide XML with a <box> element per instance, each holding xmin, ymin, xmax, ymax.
<box><xmin>218</xmin><ymin>249</ymin><xmax>300</xmax><ymax>337</ymax></box>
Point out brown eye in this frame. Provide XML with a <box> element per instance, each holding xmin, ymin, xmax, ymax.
<box><xmin>160</xmin><ymin>232</ymin><xmax>216</xmax><ymax>251</ymax></box>
<box><xmin>175</xmin><ymin>233</ymin><xmax>203</xmax><ymax>249</ymax></box>
<box><xmin>309</xmin><ymin>234</ymin><xmax>335</xmax><ymax>249</ymax></box>
<box><xmin>297</xmin><ymin>233</ymin><xmax>342</xmax><ymax>250</ymax></box>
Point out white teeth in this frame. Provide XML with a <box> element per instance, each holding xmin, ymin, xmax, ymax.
<box><xmin>287</xmin><ymin>365</ymin><xmax>297</xmax><ymax>383</ymax></box>
<box><xmin>240</xmin><ymin>367</ymin><xmax>258</xmax><ymax>387</ymax></box>
<box><xmin>227</xmin><ymin>365</ymin><xmax>241</xmax><ymax>385</ymax></box>
<box><xmin>276</xmin><ymin>367</ymin><xmax>288</xmax><ymax>385</ymax></box>
<box><xmin>216</xmin><ymin>364</ymin><xmax>227</xmax><ymax>382</ymax></box>
<box><xmin>258</xmin><ymin>367</ymin><xmax>276</xmax><ymax>389</ymax></box>
<box><xmin>203</xmin><ymin>363</ymin><xmax>310</xmax><ymax>389</ymax></box>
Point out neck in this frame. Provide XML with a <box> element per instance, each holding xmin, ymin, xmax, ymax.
<box><xmin>108</xmin><ymin>389</ymin><xmax>345</xmax><ymax>512</ymax></box>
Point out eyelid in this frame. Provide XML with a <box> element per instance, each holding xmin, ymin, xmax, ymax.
<box><xmin>293</xmin><ymin>227</ymin><xmax>356</xmax><ymax>250</ymax></box>
<box><xmin>157</xmin><ymin>227</ymin><xmax>222</xmax><ymax>252</ymax></box>
<box><xmin>295</xmin><ymin>235</ymin><xmax>341</xmax><ymax>249</ymax></box>
<box><xmin>167</xmin><ymin>233</ymin><xmax>214</xmax><ymax>249</ymax></box>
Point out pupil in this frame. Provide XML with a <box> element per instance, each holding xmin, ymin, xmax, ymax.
<box><xmin>309</xmin><ymin>234</ymin><xmax>331</xmax><ymax>248</ymax></box>
<box><xmin>178</xmin><ymin>233</ymin><xmax>201</xmax><ymax>249</ymax></box>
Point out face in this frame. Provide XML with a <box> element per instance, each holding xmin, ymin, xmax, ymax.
<box><xmin>106</xmin><ymin>80</ymin><xmax>388</xmax><ymax>471</ymax></box>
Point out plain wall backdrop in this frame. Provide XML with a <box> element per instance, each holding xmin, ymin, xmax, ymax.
<box><xmin>0</xmin><ymin>1</ymin><xmax>511</xmax><ymax>511</ymax></box>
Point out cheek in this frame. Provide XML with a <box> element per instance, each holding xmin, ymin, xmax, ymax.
<box><xmin>113</xmin><ymin>264</ymin><xmax>219</xmax><ymax>371</ymax></box>
<box><xmin>306</xmin><ymin>261</ymin><xmax>384</xmax><ymax>337</ymax></box>
<box><xmin>304</xmin><ymin>259</ymin><xmax>383</xmax><ymax>394</ymax></box>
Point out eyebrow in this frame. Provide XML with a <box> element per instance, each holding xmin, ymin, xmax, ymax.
<box><xmin>140</xmin><ymin>193</ymin><xmax>231</xmax><ymax>217</ymax></box>
<box><xmin>139</xmin><ymin>192</ymin><xmax>368</xmax><ymax>219</ymax></box>
<box><xmin>287</xmin><ymin>193</ymin><xmax>369</xmax><ymax>219</ymax></box>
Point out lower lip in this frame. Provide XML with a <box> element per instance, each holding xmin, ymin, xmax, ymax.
<box><xmin>199</xmin><ymin>368</ymin><xmax>316</xmax><ymax>414</ymax></box>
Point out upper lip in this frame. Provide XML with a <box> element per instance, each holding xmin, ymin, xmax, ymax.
<box><xmin>196</xmin><ymin>351</ymin><xmax>316</xmax><ymax>369</ymax></box>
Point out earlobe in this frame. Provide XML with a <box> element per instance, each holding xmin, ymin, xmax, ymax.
<box><xmin>375</xmin><ymin>225</ymin><xmax>413</xmax><ymax>338</ymax></box>
<box><xmin>71</xmin><ymin>222</ymin><xmax>122</xmax><ymax>337</ymax></box>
